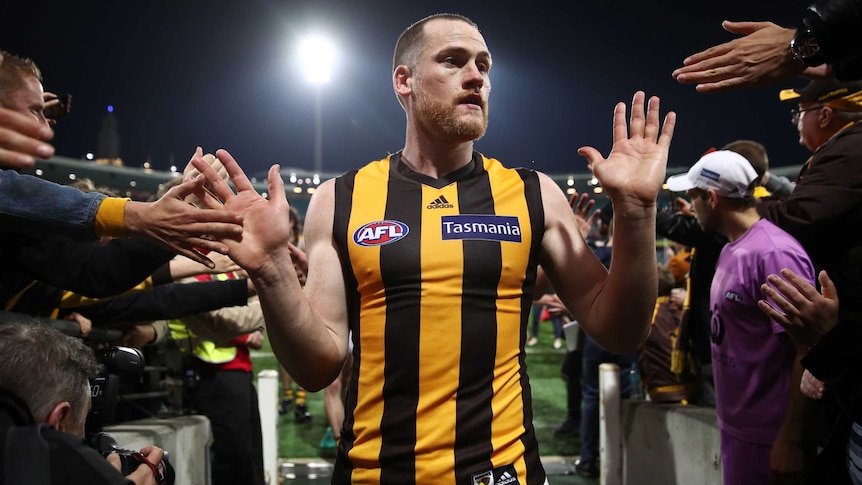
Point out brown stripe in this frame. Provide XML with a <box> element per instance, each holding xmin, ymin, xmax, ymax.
<box><xmin>454</xmin><ymin>162</ymin><xmax>498</xmax><ymax>482</ymax></box>
<box><xmin>377</xmin><ymin>162</ymin><xmax>423</xmax><ymax>485</ymax></box>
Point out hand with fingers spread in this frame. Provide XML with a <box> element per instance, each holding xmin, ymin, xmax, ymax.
<box><xmin>577</xmin><ymin>91</ymin><xmax>676</xmax><ymax>216</ymax></box>
<box><xmin>672</xmin><ymin>21</ymin><xmax>805</xmax><ymax>93</ymax></box>
<box><xmin>124</xmin><ymin>175</ymin><xmax>244</xmax><ymax>268</ymax></box>
<box><xmin>758</xmin><ymin>269</ymin><xmax>839</xmax><ymax>350</ymax></box>
<box><xmin>569</xmin><ymin>192</ymin><xmax>598</xmax><ymax>239</ymax></box>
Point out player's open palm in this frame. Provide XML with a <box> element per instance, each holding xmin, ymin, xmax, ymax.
<box><xmin>578</xmin><ymin>91</ymin><xmax>676</xmax><ymax>209</ymax></box>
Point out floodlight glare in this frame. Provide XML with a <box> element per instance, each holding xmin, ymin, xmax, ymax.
<box><xmin>299</xmin><ymin>35</ymin><xmax>335</xmax><ymax>84</ymax></box>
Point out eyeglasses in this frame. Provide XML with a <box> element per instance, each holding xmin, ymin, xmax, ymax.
<box><xmin>790</xmin><ymin>105</ymin><xmax>823</xmax><ymax>122</ymax></box>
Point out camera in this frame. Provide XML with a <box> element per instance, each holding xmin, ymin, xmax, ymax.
<box><xmin>86</xmin><ymin>346</ymin><xmax>145</xmax><ymax>435</ymax></box>
<box><xmin>85</xmin><ymin>346</ymin><xmax>175</xmax><ymax>484</ymax></box>
<box><xmin>90</xmin><ymin>431</ymin><xmax>173</xmax><ymax>482</ymax></box>
<box><xmin>43</xmin><ymin>93</ymin><xmax>71</xmax><ymax>119</ymax></box>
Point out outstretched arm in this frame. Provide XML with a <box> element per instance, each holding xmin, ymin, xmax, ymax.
<box><xmin>672</xmin><ymin>21</ymin><xmax>806</xmax><ymax>93</ymax></box>
<box><xmin>542</xmin><ymin>92</ymin><xmax>675</xmax><ymax>353</ymax></box>
<box><xmin>191</xmin><ymin>150</ymin><xmax>349</xmax><ymax>390</ymax></box>
<box><xmin>123</xmin><ymin>174</ymin><xmax>244</xmax><ymax>267</ymax></box>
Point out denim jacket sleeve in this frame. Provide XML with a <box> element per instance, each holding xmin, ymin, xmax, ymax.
<box><xmin>0</xmin><ymin>169</ymin><xmax>105</xmax><ymax>236</ymax></box>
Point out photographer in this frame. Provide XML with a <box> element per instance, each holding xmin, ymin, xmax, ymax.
<box><xmin>0</xmin><ymin>322</ymin><xmax>167</xmax><ymax>485</ymax></box>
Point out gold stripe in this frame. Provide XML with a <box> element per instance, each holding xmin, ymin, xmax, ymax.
<box><xmin>4</xmin><ymin>281</ymin><xmax>37</xmax><ymax>311</ymax></box>
<box><xmin>649</xmin><ymin>384</ymin><xmax>692</xmax><ymax>394</ymax></box>
<box><xmin>486</xmin><ymin>156</ymin><xmax>531</xmax><ymax>468</ymax></box>
<box><xmin>346</xmin><ymin>159</ymin><xmax>389</xmax><ymax>484</ymax></box>
<box><xmin>415</xmin><ymin>183</ymin><xmax>463</xmax><ymax>483</ymax></box>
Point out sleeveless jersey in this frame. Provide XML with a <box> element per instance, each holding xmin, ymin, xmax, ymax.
<box><xmin>332</xmin><ymin>152</ymin><xmax>546</xmax><ymax>485</ymax></box>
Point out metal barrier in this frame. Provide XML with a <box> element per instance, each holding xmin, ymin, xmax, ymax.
<box><xmin>258</xmin><ymin>369</ymin><xmax>280</xmax><ymax>484</ymax></box>
<box><xmin>599</xmin><ymin>362</ymin><xmax>622</xmax><ymax>485</ymax></box>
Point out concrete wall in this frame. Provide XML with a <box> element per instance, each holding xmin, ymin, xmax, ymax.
<box><xmin>104</xmin><ymin>415</ymin><xmax>212</xmax><ymax>485</ymax></box>
<box><xmin>99</xmin><ymin>399</ymin><xmax>722</xmax><ymax>485</ymax></box>
<box><xmin>621</xmin><ymin>401</ymin><xmax>722</xmax><ymax>485</ymax></box>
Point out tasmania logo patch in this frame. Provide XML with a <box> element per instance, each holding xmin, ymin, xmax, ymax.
<box><xmin>353</xmin><ymin>220</ymin><xmax>409</xmax><ymax>246</ymax></box>
<box><xmin>441</xmin><ymin>215</ymin><xmax>522</xmax><ymax>243</ymax></box>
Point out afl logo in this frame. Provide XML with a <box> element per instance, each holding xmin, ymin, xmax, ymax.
<box><xmin>353</xmin><ymin>220</ymin><xmax>410</xmax><ymax>246</ymax></box>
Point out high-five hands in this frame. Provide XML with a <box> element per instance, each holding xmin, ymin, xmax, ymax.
<box><xmin>190</xmin><ymin>149</ymin><xmax>294</xmax><ymax>277</ymax></box>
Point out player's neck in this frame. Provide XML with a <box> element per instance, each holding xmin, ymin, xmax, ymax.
<box><xmin>401</xmin><ymin>137</ymin><xmax>474</xmax><ymax>179</ymax></box>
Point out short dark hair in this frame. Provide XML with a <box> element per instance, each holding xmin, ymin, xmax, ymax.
<box><xmin>392</xmin><ymin>13</ymin><xmax>478</xmax><ymax>72</ymax></box>
<box><xmin>722</xmin><ymin>140</ymin><xmax>768</xmax><ymax>184</ymax></box>
<box><xmin>0</xmin><ymin>50</ymin><xmax>42</xmax><ymax>107</ymax></box>
<box><xmin>0</xmin><ymin>323</ymin><xmax>98</xmax><ymax>424</ymax></box>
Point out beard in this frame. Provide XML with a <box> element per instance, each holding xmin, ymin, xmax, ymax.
<box><xmin>413</xmin><ymin>89</ymin><xmax>489</xmax><ymax>142</ymax></box>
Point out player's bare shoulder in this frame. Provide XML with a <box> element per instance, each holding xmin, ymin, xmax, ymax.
<box><xmin>535</xmin><ymin>171</ymin><xmax>572</xmax><ymax>227</ymax></box>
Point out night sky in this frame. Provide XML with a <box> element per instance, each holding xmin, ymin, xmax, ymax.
<box><xmin>2</xmin><ymin>0</ymin><xmax>813</xmax><ymax>179</ymax></box>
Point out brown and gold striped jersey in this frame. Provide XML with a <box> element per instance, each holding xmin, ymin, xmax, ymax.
<box><xmin>331</xmin><ymin>152</ymin><xmax>547</xmax><ymax>485</ymax></box>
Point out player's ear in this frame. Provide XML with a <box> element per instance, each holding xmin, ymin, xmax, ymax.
<box><xmin>394</xmin><ymin>65</ymin><xmax>413</xmax><ymax>99</ymax></box>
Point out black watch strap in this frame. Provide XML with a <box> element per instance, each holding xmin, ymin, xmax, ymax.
<box><xmin>790</xmin><ymin>26</ymin><xmax>825</xmax><ymax>67</ymax></box>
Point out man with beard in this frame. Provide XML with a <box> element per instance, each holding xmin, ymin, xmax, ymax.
<box><xmin>667</xmin><ymin>151</ymin><xmax>815</xmax><ymax>484</ymax></box>
<box><xmin>190</xmin><ymin>13</ymin><xmax>676</xmax><ymax>485</ymax></box>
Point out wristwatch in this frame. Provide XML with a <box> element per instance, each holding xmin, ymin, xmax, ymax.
<box><xmin>790</xmin><ymin>26</ymin><xmax>825</xmax><ymax>67</ymax></box>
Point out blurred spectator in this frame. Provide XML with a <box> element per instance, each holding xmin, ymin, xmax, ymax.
<box><xmin>322</xmin><ymin>345</ymin><xmax>354</xmax><ymax>452</ymax></box>
<box><xmin>665</xmin><ymin>242</ymin><xmax>691</xmax><ymax>287</ymax></box>
<box><xmin>575</xmin><ymin>217</ymin><xmax>637</xmax><ymax>479</ymax></box>
<box><xmin>533</xmin><ymin>290</ymin><xmax>566</xmax><ymax>349</ymax></box>
<box><xmin>636</xmin><ymin>265</ymin><xmax>698</xmax><ymax>403</ymax></box>
<box><xmin>278</xmin><ymin>206</ymin><xmax>312</xmax><ymax>423</ymax></box>
<box><xmin>657</xmin><ymin>139</ymin><xmax>785</xmax><ymax>406</ymax></box>
<box><xmin>543</xmin><ymin>193</ymin><xmax>597</xmax><ymax>441</ymax></box>
<box><xmin>170</xmin><ymin>277</ymin><xmax>266</xmax><ymax>485</ymax></box>
<box><xmin>760</xmin><ymin>256</ymin><xmax>862</xmax><ymax>483</ymax></box>
<box><xmin>667</xmin><ymin>150</ymin><xmax>816</xmax><ymax>483</ymax></box>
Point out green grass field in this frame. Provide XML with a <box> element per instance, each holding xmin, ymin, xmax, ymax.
<box><xmin>252</xmin><ymin>323</ymin><xmax>578</xmax><ymax>460</ymax></box>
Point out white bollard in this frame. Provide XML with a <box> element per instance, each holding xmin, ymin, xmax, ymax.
<box><xmin>258</xmin><ymin>369</ymin><xmax>280</xmax><ymax>485</ymax></box>
<box><xmin>599</xmin><ymin>363</ymin><xmax>622</xmax><ymax>485</ymax></box>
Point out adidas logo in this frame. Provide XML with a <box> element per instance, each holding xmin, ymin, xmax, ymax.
<box><xmin>427</xmin><ymin>195</ymin><xmax>454</xmax><ymax>209</ymax></box>
<box><xmin>495</xmin><ymin>471</ymin><xmax>517</xmax><ymax>485</ymax></box>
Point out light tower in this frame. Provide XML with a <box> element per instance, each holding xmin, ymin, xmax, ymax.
<box><xmin>298</xmin><ymin>35</ymin><xmax>334</xmax><ymax>174</ymax></box>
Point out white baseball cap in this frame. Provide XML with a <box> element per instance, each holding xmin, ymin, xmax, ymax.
<box><xmin>666</xmin><ymin>150</ymin><xmax>758</xmax><ymax>198</ymax></box>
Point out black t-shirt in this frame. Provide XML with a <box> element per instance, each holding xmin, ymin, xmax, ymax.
<box><xmin>0</xmin><ymin>390</ymin><xmax>132</xmax><ymax>485</ymax></box>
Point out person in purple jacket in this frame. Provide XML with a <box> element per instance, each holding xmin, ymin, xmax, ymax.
<box><xmin>667</xmin><ymin>150</ymin><xmax>816</xmax><ymax>484</ymax></box>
